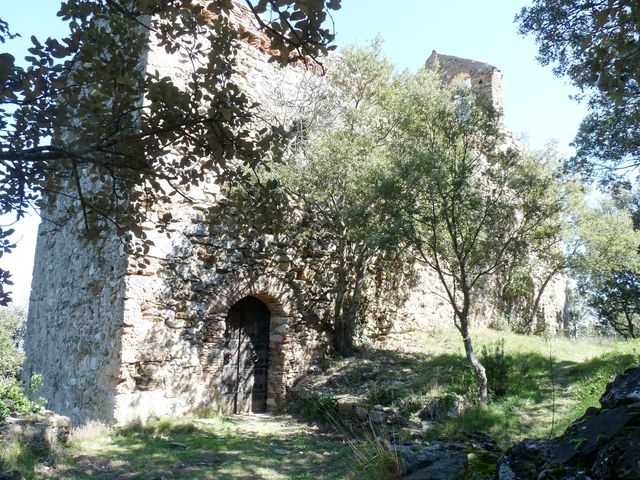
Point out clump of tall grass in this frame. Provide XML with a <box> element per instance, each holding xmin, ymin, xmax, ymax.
<box><xmin>348</xmin><ymin>426</ymin><xmax>403</xmax><ymax>480</ymax></box>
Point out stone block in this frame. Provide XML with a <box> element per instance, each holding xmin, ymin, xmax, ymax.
<box><xmin>1</xmin><ymin>410</ymin><xmax>72</xmax><ymax>450</ymax></box>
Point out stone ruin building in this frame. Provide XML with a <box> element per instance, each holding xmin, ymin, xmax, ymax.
<box><xmin>23</xmin><ymin>9</ymin><xmax>567</xmax><ymax>425</ymax></box>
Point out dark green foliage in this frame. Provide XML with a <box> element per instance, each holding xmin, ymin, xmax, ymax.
<box><xmin>0</xmin><ymin>376</ymin><xmax>46</xmax><ymax>423</ymax></box>
<box><xmin>585</xmin><ymin>269</ymin><xmax>640</xmax><ymax>339</ymax></box>
<box><xmin>518</xmin><ymin>0</ymin><xmax>640</xmax><ymax>186</ymax></box>
<box><xmin>300</xmin><ymin>393</ymin><xmax>340</xmax><ymax>424</ymax></box>
<box><xmin>480</xmin><ymin>339</ymin><xmax>513</xmax><ymax>398</ymax></box>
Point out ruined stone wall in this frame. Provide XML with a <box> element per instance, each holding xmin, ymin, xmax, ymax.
<box><xmin>24</xmin><ymin>201</ymin><xmax>127</xmax><ymax>423</ymax></box>
<box><xmin>25</xmin><ymin>12</ymin><xmax>567</xmax><ymax>425</ymax></box>
<box><xmin>110</xmin><ymin>18</ymin><xmax>339</xmax><ymax>423</ymax></box>
<box><xmin>426</xmin><ymin>50</ymin><xmax>504</xmax><ymax>114</ymax></box>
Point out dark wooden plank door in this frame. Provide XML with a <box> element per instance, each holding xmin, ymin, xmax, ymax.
<box><xmin>222</xmin><ymin>296</ymin><xmax>270</xmax><ymax>413</ymax></box>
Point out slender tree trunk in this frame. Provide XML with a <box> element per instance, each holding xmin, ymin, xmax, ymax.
<box><xmin>525</xmin><ymin>267</ymin><xmax>560</xmax><ymax>334</ymax></box>
<box><xmin>333</xmin><ymin>238</ymin><xmax>355</xmax><ymax>354</ymax></box>
<box><xmin>457</xmin><ymin>295</ymin><xmax>488</xmax><ymax>403</ymax></box>
<box><xmin>624</xmin><ymin>308</ymin><xmax>636</xmax><ymax>339</ymax></box>
<box><xmin>344</xmin><ymin>247</ymin><xmax>368</xmax><ymax>344</ymax></box>
<box><xmin>460</xmin><ymin>331</ymin><xmax>488</xmax><ymax>403</ymax></box>
<box><xmin>333</xmin><ymin>275</ymin><xmax>353</xmax><ymax>353</ymax></box>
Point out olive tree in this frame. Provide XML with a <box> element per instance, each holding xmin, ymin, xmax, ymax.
<box><xmin>379</xmin><ymin>70</ymin><xmax>564</xmax><ymax>402</ymax></box>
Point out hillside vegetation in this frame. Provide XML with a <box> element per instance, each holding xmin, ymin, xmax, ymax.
<box><xmin>3</xmin><ymin>328</ymin><xmax>638</xmax><ymax>479</ymax></box>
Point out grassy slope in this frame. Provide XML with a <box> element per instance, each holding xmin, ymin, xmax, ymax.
<box><xmin>3</xmin><ymin>329</ymin><xmax>639</xmax><ymax>478</ymax></box>
<box><xmin>348</xmin><ymin>328</ymin><xmax>640</xmax><ymax>446</ymax></box>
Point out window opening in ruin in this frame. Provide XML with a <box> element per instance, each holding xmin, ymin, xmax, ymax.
<box><xmin>222</xmin><ymin>296</ymin><xmax>271</xmax><ymax>413</ymax></box>
<box><xmin>452</xmin><ymin>72</ymin><xmax>472</xmax><ymax>89</ymax></box>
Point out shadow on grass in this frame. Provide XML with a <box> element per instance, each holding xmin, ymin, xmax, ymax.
<box><xmin>59</xmin><ymin>417</ymin><xmax>352</xmax><ymax>480</ymax></box>
<box><xmin>52</xmin><ymin>341</ymin><xmax>639</xmax><ymax>478</ymax></box>
<box><xmin>300</xmin><ymin>340</ymin><xmax>639</xmax><ymax>447</ymax></box>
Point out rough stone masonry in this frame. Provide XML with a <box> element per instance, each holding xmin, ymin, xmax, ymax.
<box><xmin>23</xmin><ymin>7</ymin><xmax>567</xmax><ymax>425</ymax></box>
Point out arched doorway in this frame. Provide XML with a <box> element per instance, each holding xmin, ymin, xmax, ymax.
<box><xmin>222</xmin><ymin>296</ymin><xmax>270</xmax><ymax>413</ymax></box>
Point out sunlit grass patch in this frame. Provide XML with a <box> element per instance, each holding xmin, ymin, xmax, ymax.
<box><xmin>59</xmin><ymin>414</ymin><xmax>352</xmax><ymax>479</ymax></box>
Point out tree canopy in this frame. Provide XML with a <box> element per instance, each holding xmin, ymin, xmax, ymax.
<box><xmin>255</xmin><ymin>43</ymin><xmax>566</xmax><ymax>392</ymax></box>
<box><xmin>517</xmin><ymin>0</ymin><xmax>640</xmax><ymax>187</ymax></box>
<box><xmin>270</xmin><ymin>43</ymin><xmax>408</xmax><ymax>353</ymax></box>
<box><xmin>565</xmin><ymin>189</ymin><xmax>640</xmax><ymax>337</ymax></box>
<box><xmin>0</xmin><ymin>0</ymin><xmax>340</xmax><ymax>305</ymax></box>
<box><xmin>377</xmin><ymin>70</ymin><xmax>565</xmax><ymax>401</ymax></box>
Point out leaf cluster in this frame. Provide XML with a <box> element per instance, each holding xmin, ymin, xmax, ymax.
<box><xmin>0</xmin><ymin>306</ymin><xmax>25</xmax><ymax>380</ymax></box>
<box><xmin>0</xmin><ymin>0</ymin><xmax>340</xmax><ymax>303</ymax></box>
<box><xmin>517</xmin><ymin>0</ymin><xmax>640</xmax><ymax>186</ymax></box>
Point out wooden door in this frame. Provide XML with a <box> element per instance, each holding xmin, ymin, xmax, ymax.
<box><xmin>222</xmin><ymin>296</ymin><xmax>270</xmax><ymax>413</ymax></box>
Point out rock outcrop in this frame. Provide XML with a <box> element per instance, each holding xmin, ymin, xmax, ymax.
<box><xmin>400</xmin><ymin>431</ymin><xmax>502</xmax><ymax>480</ymax></box>
<box><xmin>498</xmin><ymin>365</ymin><xmax>640</xmax><ymax>480</ymax></box>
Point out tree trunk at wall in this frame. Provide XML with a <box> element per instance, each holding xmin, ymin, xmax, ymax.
<box><xmin>524</xmin><ymin>267</ymin><xmax>561</xmax><ymax>334</ymax></box>
<box><xmin>345</xmin><ymin>250</ymin><xmax>367</xmax><ymax>339</ymax></box>
<box><xmin>333</xmin><ymin>237</ymin><xmax>355</xmax><ymax>354</ymax></box>
<box><xmin>332</xmin><ymin>240</ymin><xmax>373</xmax><ymax>355</ymax></box>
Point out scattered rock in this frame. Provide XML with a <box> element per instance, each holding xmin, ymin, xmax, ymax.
<box><xmin>599</xmin><ymin>366</ymin><xmax>640</xmax><ymax>408</ymax></box>
<box><xmin>368</xmin><ymin>409</ymin><xmax>388</xmax><ymax>424</ymax></box>
<box><xmin>273</xmin><ymin>448</ymin><xmax>291</xmax><ymax>456</ymax></box>
<box><xmin>335</xmin><ymin>395</ymin><xmax>363</xmax><ymax>419</ymax></box>
<box><xmin>419</xmin><ymin>394</ymin><xmax>466</xmax><ymax>421</ymax></box>
<box><xmin>354</xmin><ymin>405</ymin><xmax>369</xmax><ymax>421</ymax></box>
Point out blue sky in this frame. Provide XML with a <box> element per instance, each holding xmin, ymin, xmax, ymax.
<box><xmin>1</xmin><ymin>1</ymin><xmax>588</xmax><ymax>306</ymax></box>
<box><xmin>331</xmin><ymin>0</ymin><xmax>587</xmax><ymax>152</ymax></box>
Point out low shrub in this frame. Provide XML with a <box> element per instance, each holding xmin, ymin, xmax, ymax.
<box><xmin>0</xmin><ymin>376</ymin><xmax>46</xmax><ymax>423</ymax></box>
<box><xmin>300</xmin><ymin>392</ymin><xmax>339</xmax><ymax>424</ymax></box>
<box><xmin>480</xmin><ymin>339</ymin><xmax>513</xmax><ymax>398</ymax></box>
<box><xmin>366</xmin><ymin>384</ymin><xmax>405</xmax><ymax>408</ymax></box>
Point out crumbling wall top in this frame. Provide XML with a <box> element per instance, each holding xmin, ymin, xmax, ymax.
<box><xmin>425</xmin><ymin>50</ymin><xmax>503</xmax><ymax>114</ymax></box>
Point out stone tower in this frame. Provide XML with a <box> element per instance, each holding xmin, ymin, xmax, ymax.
<box><xmin>426</xmin><ymin>50</ymin><xmax>504</xmax><ymax>114</ymax></box>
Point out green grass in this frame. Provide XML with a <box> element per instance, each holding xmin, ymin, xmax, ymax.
<box><xmin>52</xmin><ymin>414</ymin><xmax>352</xmax><ymax>479</ymax></box>
<box><xmin>0</xmin><ymin>437</ymin><xmax>57</xmax><ymax>479</ymax></box>
<box><xmin>312</xmin><ymin>328</ymin><xmax>640</xmax><ymax>447</ymax></box>
<box><xmin>422</xmin><ymin>330</ymin><xmax>640</xmax><ymax>445</ymax></box>
<box><xmin>5</xmin><ymin>328</ymin><xmax>639</xmax><ymax>478</ymax></box>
